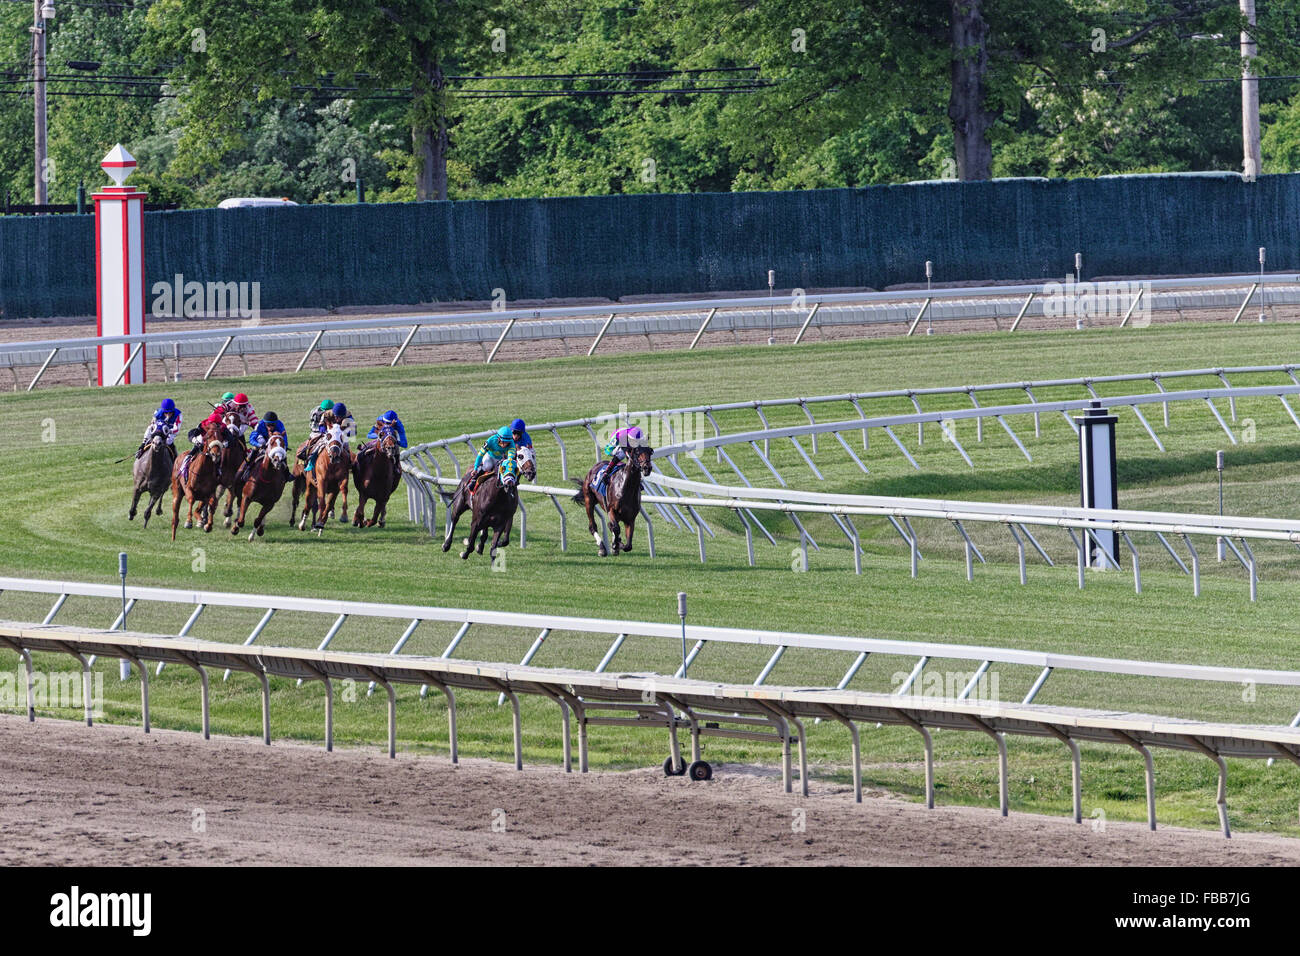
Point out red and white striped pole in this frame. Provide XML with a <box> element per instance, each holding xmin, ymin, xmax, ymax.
<box><xmin>94</xmin><ymin>143</ymin><xmax>147</xmax><ymax>386</ymax></box>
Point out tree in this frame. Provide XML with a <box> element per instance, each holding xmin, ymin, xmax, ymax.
<box><xmin>144</xmin><ymin>0</ymin><xmax>509</xmax><ymax>200</ymax></box>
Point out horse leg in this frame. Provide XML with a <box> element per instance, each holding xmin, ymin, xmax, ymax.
<box><xmin>583</xmin><ymin>488</ymin><xmax>607</xmax><ymax>557</ymax></box>
<box><xmin>442</xmin><ymin>499</ymin><xmax>466</xmax><ymax>552</ymax></box>
<box><xmin>352</xmin><ymin>490</ymin><xmax>367</xmax><ymax>527</ymax></box>
<box><xmin>460</xmin><ymin>514</ymin><xmax>482</xmax><ymax>559</ymax></box>
<box><xmin>170</xmin><ymin>482</ymin><xmax>183</xmax><ymax>541</ymax></box>
<box><xmin>231</xmin><ymin>489</ymin><xmax>251</xmax><ymax>536</ymax></box>
<box><xmin>143</xmin><ymin>490</ymin><xmax>161</xmax><ymax>529</ymax></box>
<box><xmin>129</xmin><ymin>483</ymin><xmax>144</xmax><ymax>520</ymax></box>
<box><xmin>622</xmin><ymin>515</ymin><xmax>635</xmax><ymax>553</ymax></box>
<box><xmin>250</xmin><ymin>501</ymin><xmax>270</xmax><ymax>541</ymax></box>
<box><xmin>203</xmin><ymin>494</ymin><xmax>215</xmax><ymax>532</ymax></box>
<box><xmin>338</xmin><ymin>476</ymin><xmax>350</xmax><ymax>523</ymax></box>
<box><xmin>476</xmin><ymin>520</ymin><xmax>491</xmax><ymax>554</ymax></box>
<box><xmin>185</xmin><ymin>494</ymin><xmax>195</xmax><ymax>531</ymax></box>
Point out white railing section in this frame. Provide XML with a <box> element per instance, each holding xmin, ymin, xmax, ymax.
<box><xmin>401</xmin><ymin>376</ymin><xmax>1300</xmax><ymax>600</ymax></box>
<box><xmin>6</xmin><ymin>273</ymin><xmax>1300</xmax><ymax>388</ymax></box>
<box><xmin>3</xmin><ymin>617</ymin><xmax>1299</xmax><ymax>835</ymax></box>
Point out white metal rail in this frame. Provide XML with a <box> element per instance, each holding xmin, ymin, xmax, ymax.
<box><xmin>4</xmin><ymin>619</ymin><xmax>1298</xmax><ymax>836</ymax></box>
<box><xmin>6</xmin><ymin>273</ymin><xmax>1300</xmax><ymax>388</ymax></box>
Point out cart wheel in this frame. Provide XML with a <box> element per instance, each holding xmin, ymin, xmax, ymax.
<box><xmin>663</xmin><ymin>756</ymin><xmax>686</xmax><ymax>776</ymax></box>
<box><xmin>688</xmin><ymin>760</ymin><xmax>713</xmax><ymax>781</ymax></box>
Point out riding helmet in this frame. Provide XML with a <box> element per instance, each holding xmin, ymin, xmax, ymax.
<box><xmin>496</xmin><ymin>425</ymin><xmax>513</xmax><ymax>440</ymax></box>
<box><xmin>233</xmin><ymin>393</ymin><xmax>249</xmax><ymax>405</ymax></box>
<box><xmin>160</xmin><ymin>398</ymin><xmax>176</xmax><ymax>413</ymax></box>
<box><xmin>264</xmin><ymin>411</ymin><xmax>279</xmax><ymax>423</ymax></box>
<box><xmin>627</xmin><ymin>426</ymin><xmax>644</xmax><ymax>442</ymax></box>
<box><xmin>320</xmin><ymin>399</ymin><xmax>334</xmax><ymax>411</ymax></box>
<box><xmin>383</xmin><ymin>410</ymin><xmax>398</xmax><ymax>422</ymax></box>
<box><xmin>511</xmin><ymin>418</ymin><xmax>526</xmax><ymax>432</ymax></box>
<box><xmin>333</xmin><ymin>402</ymin><xmax>348</xmax><ymax>418</ymax></box>
<box><xmin>221</xmin><ymin>392</ymin><xmax>236</xmax><ymax>402</ymax></box>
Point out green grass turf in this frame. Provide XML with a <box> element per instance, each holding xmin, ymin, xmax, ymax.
<box><xmin>2</xmin><ymin>320</ymin><xmax>1300</xmax><ymax>834</ymax></box>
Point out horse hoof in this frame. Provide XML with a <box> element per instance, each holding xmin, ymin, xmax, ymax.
<box><xmin>442</xmin><ymin>542</ymin><xmax>452</xmax><ymax>553</ymax></box>
<box><xmin>128</xmin><ymin>512</ymin><xmax>135</xmax><ymax>521</ymax></box>
<box><xmin>459</xmin><ymin>550</ymin><xmax>470</xmax><ymax>559</ymax></box>
<box><xmin>223</xmin><ymin>517</ymin><xmax>231</xmax><ymax>528</ymax></box>
<box><xmin>598</xmin><ymin>546</ymin><xmax>609</xmax><ymax>557</ymax></box>
<box><xmin>248</xmin><ymin>531</ymin><xmax>256</xmax><ymax>542</ymax></box>
<box><xmin>378</xmin><ymin>520</ymin><xmax>385</xmax><ymax>528</ymax></box>
<box><xmin>185</xmin><ymin>520</ymin><xmax>194</xmax><ymax>530</ymax></box>
<box><xmin>257</xmin><ymin>525</ymin><xmax>265</xmax><ymax>537</ymax></box>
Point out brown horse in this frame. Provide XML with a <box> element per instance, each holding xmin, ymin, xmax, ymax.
<box><xmin>129</xmin><ymin>422</ymin><xmax>173</xmax><ymax>529</ymax></box>
<box><xmin>442</xmin><ymin>457</ymin><xmax>520</xmax><ymax>559</ymax></box>
<box><xmin>230</xmin><ymin>432</ymin><xmax>289</xmax><ymax>541</ymax></box>
<box><xmin>296</xmin><ymin>427</ymin><xmax>351</xmax><ymax>531</ymax></box>
<box><xmin>214</xmin><ymin>414</ymin><xmax>249</xmax><ymax>529</ymax></box>
<box><xmin>573</xmin><ymin>444</ymin><xmax>654</xmax><ymax>557</ymax></box>
<box><xmin>170</xmin><ymin>424</ymin><xmax>225</xmax><ymax>541</ymax></box>
<box><xmin>351</xmin><ymin>426</ymin><xmax>402</xmax><ymax>528</ymax></box>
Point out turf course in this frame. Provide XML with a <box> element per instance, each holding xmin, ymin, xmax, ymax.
<box><xmin>3</xmin><ymin>321</ymin><xmax>1300</xmax><ymax>835</ymax></box>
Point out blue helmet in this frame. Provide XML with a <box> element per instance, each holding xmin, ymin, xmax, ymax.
<box><xmin>332</xmin><ymin>402</ymin><xmax>348</xmax><ymax>419</ymax></box>
<box><xmin>510</xmin><ymin>418</ymin><xmax>526</xmax><ymax>433</ymax></box>
<box><xmin>160</xmin><ymin>398</ymin><xmax>176</xmax><ymax>413</ymax></box>
<box><xmin>382</xmin><ymin>410</ymin><xmax>398</xmax><ymax>422</ymax></box>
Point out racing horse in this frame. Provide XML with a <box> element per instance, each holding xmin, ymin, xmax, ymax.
<box><xmin>170</xmin><ymin>422</ymin><xmax>225</xmax><ymax>541</ymax></box>
<box><xmin>441</xmin><ymin>455</ymin><xmax>521</xmax><ymax>559</ymax></box>
<box><xmin>230</xmin><ymin>431</ymin><xmax>289</xmax><ymax>541</ymax></box>
<box><xmin>214</xmin><ymin>412</ymin><xmax>250</xmax><ymax>529</ymax></box>
<box><xmin>573</xmin><ymin>443</ymin><xmax>654</xmax><ymax>557</ymax></box>
<box><xmin>296</xmin><ymin>425</ymin><xmax>351</xmax><ymax>531</ymax></box>
<box><xmin>129</xmin><ymin>422</ymin><xmax>173</xmax><ymax>529</ymax></box>
<box><xmin>350</xmin><ymin>425</ymin><xmax>402</xmax><ymax>528</ymax></box>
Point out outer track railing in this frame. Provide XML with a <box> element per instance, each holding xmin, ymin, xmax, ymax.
<box><xmin>6</xmin><ymin>273</ymin><xmax>1300</xmax><ymax>388</ymax></box>
<box><xmin>4</xmin><ymin>617</ymin><xmax>1299</xmax><ymax>836</ymax></box>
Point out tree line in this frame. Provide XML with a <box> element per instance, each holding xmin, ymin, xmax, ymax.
<box><xmin>3</xmin><ymin>0</ymin><xmax>1300</xmax><ymax>209</ymax></box>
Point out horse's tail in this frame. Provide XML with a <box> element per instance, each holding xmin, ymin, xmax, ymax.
<box><xmin>570</xmin><ymin>478</ymin><xmax>586</xmax><ymax>504</ymax></box>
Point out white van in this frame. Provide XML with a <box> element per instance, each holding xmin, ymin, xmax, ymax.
<box><xmin>217</xmin><ymin>197</ymin><xmax>299</xmax><ymax>209</ymax></box>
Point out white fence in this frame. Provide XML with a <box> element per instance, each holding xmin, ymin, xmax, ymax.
<box><xmin>4</xmin><ymin>614</ymin><xmax>1299</xmax><ymax>836</ymax></box>
<box><xmin>401</xmin><ymin>374</ymin><xmax>1300</xmax><ymax>599</ymax></box>
<box><xmin>6</xmin><ymin>272</ymin><xmax>1300</xmax><ymax>389</ymax></box>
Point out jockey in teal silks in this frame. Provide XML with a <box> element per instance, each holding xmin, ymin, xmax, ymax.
<box><xmin>473</xmin><ymin>426</ymin><xmax>516</xmax><ymax>477</ymax></box>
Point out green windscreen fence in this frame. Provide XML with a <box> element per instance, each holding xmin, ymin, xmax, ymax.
<box><xmin>2</xmin><ymin>173</ymin><xmax>1297</xmax><ymax>320</ymax></box>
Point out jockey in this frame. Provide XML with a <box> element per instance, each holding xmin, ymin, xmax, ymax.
<box><xmin>331</xmin><ymin>402</ymin><xmax>356</xmax><ymax>444</ymax></box>
<box><xmin>473</xmin><ymin>426</ymin><xmax>516</xmax><ymax>477</ymax></box>
<box><xmin>248</xmin><ymin>412</ymin><xmax>287</xmax><ymax>459</ymax></box>
<box><xmin>305</xmin><ymin>403</ymin><xmax>353</xmax><ymax>474</ymax></box>
<box><xmin>309</xmin><ymin>399</ymin><xmax>334</xmax><ymax>436</ymax></box>
<box><xmin>137</xmin><ymin>398</ymin><xmax>182</xmax><ymax>458</ymax></box>
<box><xmin>367</xmin><ymin>410</ymin><xmax>407</xmax><ymax>448</ymax></box>
<box><xmin>594</xmin><ymin>425</ymin><xmax>643</xmax><ymax>491</ymax></box>
<box><xmin>509</xmin><ymin>418</ymin><xmax>532</xmax><ymax>450</ymax></box>
<box><xmin>202</xmin><ymin>392</ymin><xmax>257</xmax><ymax>437</ymax></box>
<box><xmin>236</xmin><ymin>412</ymin><xmax>287</xmax><ymax>482</ymax></box>
<box><xmin>603</xmin><ymin>425</ymin><xmax>644</xmax><ymax>464</ymax></box>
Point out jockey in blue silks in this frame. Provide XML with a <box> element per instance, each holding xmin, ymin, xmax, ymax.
<box><xmin>509</xmin><ymin>418</ymin><xmax>532</xmax><ymax>451</ymax></box>
<box><xmin>138</xmin><ymin>398</ymin><xmax>183</xmax><ymax>458</ymax></box>
<box><xmin>367</xmin><ymin>410</ymin><xmax>407</xmax><ymax>448</ymax></box>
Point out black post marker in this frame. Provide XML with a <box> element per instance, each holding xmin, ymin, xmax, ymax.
<box><xmin>1075</xmin><ymin>402</ymin><xmax>1119</xmax><ymax>569</ymax></box>
<box><xmin>677</xmin><ymin>592</ymin><xmax>688</xmax><ymax>679</ymax></box>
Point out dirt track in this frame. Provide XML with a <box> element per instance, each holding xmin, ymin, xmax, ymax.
<box><xmin>3</xmin><ymin>715</ymin><xmax>1298</xmax><ymax>866</ymax></box>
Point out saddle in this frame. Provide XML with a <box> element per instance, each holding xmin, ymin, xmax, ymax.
<box><xmin>593</xmin><ymin>460</ymin><xmax>624</xmax><ymax>498</ymax></box>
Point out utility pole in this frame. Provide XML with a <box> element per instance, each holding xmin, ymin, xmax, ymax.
<box><xmin>1242</xmin><ymin>0</ymin><xmax>1261</xmax><ymax>181</ymax></box>
<box><xmin>32</xmin><ymin>0</ymin><xmax>53</xmax><ymax>206</ymax></box>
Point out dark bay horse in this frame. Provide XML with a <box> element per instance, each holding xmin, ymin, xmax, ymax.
<box><xmin>129</xmin><ymin>422</ymin><xmax>173</xmax><ymax>529</ymax></box>
<box><xmin>573</xmin><ymin>444</ymin><xmax>653</xmax><ymax>557</ymax></box>
<box><xmin>170</xmin><ymin>424</ymin><xmax>225</xmax><ymax>541</ymax></box>
<box><xmin>215</xmin><ymin>413</ymin><xmax>249</xmax><ymax>529</ymax></box>
<box><xmin>231</xmin><ymin>432</ymin><xmax>289</xmax><ymax>541</ymax></box>
<box><xmin>295</xmin><ymin>426</ymin><xmax>351</xmax><ymax>531</ymax></box>
<box><xmin>351</xmin><ymin>426</ymin><xmax>402</xmax><ymax>528</ymax></box>
<box><xmin>442</xmin><ymin>457</ymin><xmax>520</xmax><ymax>559</ymax></box>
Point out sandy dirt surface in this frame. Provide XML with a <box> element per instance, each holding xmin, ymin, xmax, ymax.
<box><xmin>5</xmin><ymin>293</ymin><xmax>1299</xmax><ymax>392</ymax></box>
<box><xmin>2</xmin><ymin>714</ymin><xmax>1297</xmax><ymax>866</ymax></box>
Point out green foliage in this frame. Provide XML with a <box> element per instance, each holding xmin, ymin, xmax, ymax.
<box><xmin>4</xmin><ymin>1</ymin><xmax>1300</xmax><ymax>204</ymax></box>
